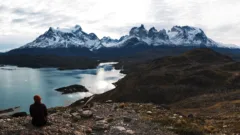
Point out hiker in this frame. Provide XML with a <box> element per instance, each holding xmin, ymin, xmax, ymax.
<box><xmin>29</xmin><ymin>95</ymin><xmax>48</xmax><ymax>127</ymax></box>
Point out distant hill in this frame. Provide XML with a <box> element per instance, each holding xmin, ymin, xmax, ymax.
<box><xmin>87</xmin><ymin>48</ymin><xmax>240</xmax><ymax>104</ymax></box>
<box><xmin>0</xmin><ymin>54</ymin><xmax>99</xmax><ymax>69</ymax></box>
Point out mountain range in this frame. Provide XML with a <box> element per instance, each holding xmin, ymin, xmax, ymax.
<box><xmin>5</xmin><ymin>24</ymin><xmax>240</xmax><ymax>60</ymax></box>
<box><xmin>14</xmin><ymin>24</ymin><xmax>239</xmax><ymax>49</ymax></box>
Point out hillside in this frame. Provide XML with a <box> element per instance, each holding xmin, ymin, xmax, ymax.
<box><xmin>1</xmin><ymin>48</ymin><xmax>239</xmax><ymax>135</ymax></box>
<box><xmin>89</xmin><ymin>48</ymin><xmax>240</xmax><ymax>104</ymax></box>
<box><xmin>0</xmin><ymin>54</ymin><xmax>99</xmax><ymax>69</ymax></box>
<box><xmin>1</xmin><ymin>101</ymin><xmax>239</xmax><ymax>135</ymax></box>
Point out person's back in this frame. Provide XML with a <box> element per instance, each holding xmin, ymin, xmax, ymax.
<box><xmin>30</xmin><ymin>95</ymin><xmax>48</xmax><ymax>127</ymax></box>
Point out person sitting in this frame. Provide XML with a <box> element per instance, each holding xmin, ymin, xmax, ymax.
<box><xmin>29</xmin><ymin>95</ymin><xmax>48</xmax><ymax>127</ymax></box>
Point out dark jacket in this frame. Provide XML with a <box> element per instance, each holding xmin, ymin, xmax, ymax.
<box><xmin>30</xmin><ymin>102</ymin><xmax>48</xmax><ymax>127</ymax></box>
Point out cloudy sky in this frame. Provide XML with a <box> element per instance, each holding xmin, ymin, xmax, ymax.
<box><xmin>0</xmin><ymin>0</ymin><xmax>240</xmax><ymax>52</ymax></box>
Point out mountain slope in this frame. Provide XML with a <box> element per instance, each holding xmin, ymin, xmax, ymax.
<box><xmin>89</xmin><ymin>48</ymin><xmax>240</xmax><ymax>104</ymax></box>
<box><xmin>21</xmin><ymin>25</ymin><xmax>102</xmax><ymax>50</ymax></box>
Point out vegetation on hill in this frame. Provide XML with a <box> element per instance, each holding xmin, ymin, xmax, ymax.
<box><xmin>92</xmin><ymin>48</ymin><xmax>240</xmax><ymax>104</ymax></box>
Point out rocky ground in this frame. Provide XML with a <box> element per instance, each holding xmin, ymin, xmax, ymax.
<box><xmin>0</xmin><ymin>102</ymin><xmax>176</xmax><ymax>135</ymax></box>
<box><xmin>1</xmin><ymin>101</ymin><xmax>239</xmax><ymax>135</ymax></box>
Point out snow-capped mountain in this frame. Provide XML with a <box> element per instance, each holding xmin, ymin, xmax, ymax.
<box><xmin>21</xmin><ymin>25</ymin><xmax>102</xmax><ymax>50</ymax></box>
<box><xmin>19</xmin><ymin>24</ymin><xmax>238</xmax><ymax>51</ymax></box>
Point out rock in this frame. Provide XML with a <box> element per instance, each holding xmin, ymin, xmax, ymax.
<box><xmin>71</xmin><ymin>112</ymin><xmax>80</xmax><ymax>117</ymax></box>
<box><xmin>84</xmin><ymin>127</ymin><xmax>92</xmax><ymax>134</ymax></box>
<box><xmin>106</xmin><ymin>100</ymin><xmax>112</xmax><ymax>103</ymax></box>
<box><xmin>80</xmin><ymin>101</ymin><xmax>85</xmax><ymax>104</ymax></box>
<box><xmin>106</xmin><ymin>117</ymin><xmax>114</xmax><ymax>123</ymax></box>
<box><xmin>157</xmin><ymin>104</ymin><xmax>170</xmax><ymax>110</ymax></box>
<box><xmin>93</xmin><ymin>120</ymin><xmax>109</xmax><ymax>130</ymax></box>
<box><xmin>0</xmin><ymin>115</ymin><xmax>11</xmax><ymax>119</ymax></box>
<box><xmin>11</xmin><ymin>112</ymin><xmax>27</xmax><ymax>117</ymax></box>
<box><xmin>123</xmin><ymin>116</ymin><xmax>132</xmax><ymax>122</ymax></box>
<box><xmin>126</xmin><ymin>130</ymin><xmax>135</xmax><ymax>134</ymax></box>
<box><xmin>6</xmin><ymin>119</ymin><xmax>11</xmax><ymax>121</ymax></box>
<box><xmin>188</xmin><ymin>114</ymin><xmax>194</xmax><ymax>118</ymax></box>
<box><xmin>63</xmin><ymin>113</ymin><xmax>71</xmax><ymax>118</ymax></box>
<box><xmin>112</xmin><ymin>104</ymin><xmax>118</xmax><ymax>110</ymax></box>
<box><xmin>113</xmin><ymin>126</ymin><xmax>126</xmax><ymax>131</ymax></box>
<box><xmin>81</xmin><ymin>110</ymin><xmax>93</xmax><ymax>118</ymax></box>
<box><xmin>74</xmin><ymin>131</ymin><xmax>83</xmax><ymax>135</ymax></box>
<box><xmin>72</xmin><ymin>115</ymin><xmax>81</xmax><ymax>122</ymax></box>
<box><xmin>94</xmin><ymin>116</ymin><xmax>104</xmax><ymax>121</ymax></box>
<box><xmin>147</xmin><ymin>111</ymin><xmax>152</xmax><ymax>115</ymax></box>
<box><xmin>82</xmin><ymin>105</ymin><xmax>90</xmax><ymax>110</ymax></box>
<box><xmin>119</xmin><ymin>103</ymin><xmax>126</xmax><ymax>108</ymax></box>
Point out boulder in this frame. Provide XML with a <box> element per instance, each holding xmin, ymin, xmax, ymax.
<box><xmin>11</xmin><ymin>112</ymin><xmax>27</xmax><ymax>117</ymax></box>
<box><xmin>94</xmin><ymin>116</ymin><xmax>104</xmax><ymax>121</ymax></box>
<box><xmin>105</xmin><ymin>100</ymin><xmax>112</xmax><ymax>103</ymax></box>
<box><xmin>80</xmin><ymin>110</ymin><xmax>93</xmax><ymax>118</ymax></box>
<box><xmin>147</xmin><ymin>111</ymin><xmax>153</xmax><ymax>115</ymax></box>
<box><xmin>188</xmin><ymin>114</ymin><xmax>194</xmax><ymax>118</ymax></box>
<box><xmin>93</xmin><ymin>120</ymin><xmax>109</xmax><ymax>130</ymax></box>
<box><xmin>126</xmin><ymin>130</ymin><xmax>135</xmax><ymax>134</ymax></box>
<box><xmin>123</xmin><ymin>116</ymin><xmax>132</xmax><ymax>123</ymax></box>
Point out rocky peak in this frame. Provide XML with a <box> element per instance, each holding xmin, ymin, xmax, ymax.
<box><xmin>101</xmin><ymin>36</ymin><xmax>118</xmax><ymax>42</ymax></box>
<box><xmin>88</xmin><ymin>33</ymin><xmax>98</xmax><ymax>40</ymax></box>
<box><xmin>148</xmin><ymin>27</ymin><xmax>158</xmax><ymax>38</ymax></box>
<box><xmin>129</xmin><ymin>24</ymin><xmax>148</xmax><ymax>38</ymax></box>
<box><xmin>158</xmin><ymin>29</ymin><xmax>169</xmax><ymax>40</ymax></box>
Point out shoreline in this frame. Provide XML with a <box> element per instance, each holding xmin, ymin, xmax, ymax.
<box><xmin>0</xmin><ymin>62</ymin><xmax>125</xmax><ymax>117</ymax></box>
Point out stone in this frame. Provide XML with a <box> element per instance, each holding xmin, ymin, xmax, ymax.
<box><xmin>126</xmin><ymin>130</ymin><xmax>135</xmax><ymax>134</ymax></box>
<box><xmin>72</xmin><ymin>116</ymin><xmax>82</xmax><ymax>122</ymax></box>
<box><xmin>158</xmin><ymin>104</ymin><xmax>170</xmax><ymax>110</ymax></box>
<box><xmin>94</xmin><ymin>116</ymin><xmax>104</xmax><ymax>121</ymax></box>
<box><xmin>147</xmin><ymin>111</ymin><xmax>152</xmax><ymax>115</ymax></box>
<box><xmin>93</xmin><ymin>120</ymin><xmax>109</xmax><ymax>130</ymax></box>
<box><xmin>85</xmin><ymin>127</ymin><xmax>92</xmax><ymax>134</ymax></box>
<box><xmin>81</xmin><ymin>110</ymin><xmax>93</xmax><ymax>118</ymax></box>
<box><xmin>119</xmin><ymin>103</ymin><xmax>126</xmax><ymax>108</ymax></box>
<box><xmin>106</xmin><ymin>117</ymin><xmax>114</xmax><ymax>123</ymax></box>
<box><xmin>123</xmin><ymin>116</ymin><xmax>132</xmax><ymax>122</ymax></box>
<box><xmin>106</xmin><ymin>100</ymin><xmax>112</xmax><ymax>103</ymax></box>
<box><xmin>71</xmin><ymin>112</ymin><xmax>80</xmax><ymax>117</ymax></box>
<box><xmin>0</xmin><ymin>115</ymin><xmax>11</xmax><ymax>119</ymax></box>
<box><xmin>73</xmin><ymin>131</ymin><xmax>83</xmax><ymax>135</ymax></box>
<box><xmin>11</xmin><ymin>112</ymin><xmax>27</xmax><ymax>117</ymax></box>
<box><xmin>112</xmin><ymin>104</ymin><xmax>118</xmax><ymax>110</ymax></box>
<box><xmin>80</xmin><ymin>101</ymin><xmax>85</xmax><ymax>104</ymax></box>
<box><xmin>113</xmin><ymin>126</ymin><xmax>126</xmax><ymax>131</ymax></box>
<box><xmin>63</xmin><ymin>113</ymin><xmax>71</xmax><ymax>118</ymax></box>
<box><xmin>188</xmin><ymin>114</ymin><xmax>194</xmax><ymax>118</ymax></box>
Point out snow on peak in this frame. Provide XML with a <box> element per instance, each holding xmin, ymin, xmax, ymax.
<box><xmin>19</xmin><ymin>24</ymin><xmax>238</xmax><ymax>50</ymax></box>
<box><xmin>54</xmin><ymin>25</ymin><xmax>82</xmax><ymax>33</ymax></box>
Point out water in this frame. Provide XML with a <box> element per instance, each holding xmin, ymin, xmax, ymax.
<box><xmin>0</xmin><ymin>63</ymin><xmax>125</xmax><ymax>112</ymax></box>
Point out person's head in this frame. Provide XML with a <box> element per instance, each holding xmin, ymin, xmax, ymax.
<box><xmin>33</xmin><ymin>95</ymin><xmax>41</xmax><ymax>103</ymax></box>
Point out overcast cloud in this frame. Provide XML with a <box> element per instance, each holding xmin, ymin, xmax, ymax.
<box><xmin>0</xmin><ymin>0</ymin><xmax>240</xmax><ymax>51</ymax></box>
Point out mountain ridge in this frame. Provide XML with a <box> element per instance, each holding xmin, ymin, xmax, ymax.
<box><xmin>15</xmin><ymin>24</ymin><xmax>240</xmax><ymax>51</ymax></box>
